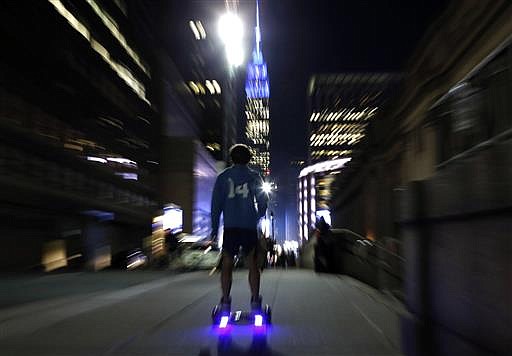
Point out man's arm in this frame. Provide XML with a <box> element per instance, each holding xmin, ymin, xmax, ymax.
<box><xmin>211</xmin><ymin>175</ymin><xmax>224</xmax><ymax>236</ymax></box>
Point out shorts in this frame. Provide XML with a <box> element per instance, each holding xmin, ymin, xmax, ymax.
<box><xmin>222</xmin><ymin>228</ymin><xmax>258</xmax><ymax>257</ymax></box>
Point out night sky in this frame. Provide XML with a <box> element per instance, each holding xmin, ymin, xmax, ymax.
<box><xmin>254</xmin><ymin>0</ymin><xmax>448</xmax><ymax>174</ymax></box>
<box><xmin>149</xmin><ymin>0</ymin><xmax>448</xmax><ymax>173</ymax></box>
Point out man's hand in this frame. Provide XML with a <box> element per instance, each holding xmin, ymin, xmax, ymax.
<box><xmin>207</xmin><ymin>233</ymin><xmax>218</xmax><ymax>246</ymax></box>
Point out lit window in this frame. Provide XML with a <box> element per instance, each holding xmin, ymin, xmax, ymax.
<box><xmin>188</xmin><ymin>81</ymin><xmax>200</xmax><ymax>95</ymax></box>
<box><xmin>212</xmin><ymin>80</ymin><xmax>221</xmax><ymax>94</ymax></box>
<box><xmin>49</xmin><ymin>0</ymin><xmax>90</xmax><ymax>40</ymax></box>
<box><xmin>189</xmin><ymin>20</ymin><xmax>200</xmax><ymax>40</ymax></box>
<box><xmin>91</xmin><ymin>39</ymin><xmax>109</xmax><ymax>61</ymax></box>
<box><xmin>112</xmin><ymin>0</ymin><xmax>127</xmax><ymax>15</ymax></box>
<box><xmin>196</xmin><ymin>21</ymin><xmax>206</xmax><ymax>39</ymax></box>
<box><xmin>205</xmin><ymin>80</ymin><xmax>215</xmax><ymax>94</ymax></box>
<box><xmin>85</xmin><ymin>0</ymin><xmax>150</xmax><ymax>76</ymax></box>
<box><xmin>197</xmin><ymin>83</ymin><xmax>206</xmax><ymax>95</ymax></box>
<box><xmin>49</xmin><ymin>0</ymin><xmax>149</xmax><ymax>103</ymax></box>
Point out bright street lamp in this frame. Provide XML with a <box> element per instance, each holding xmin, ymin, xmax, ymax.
<box><xmin>262</xmin><ymin>181</ymin><xmax>272</xmax><ymax>194</ymax></box>
<box><xmin>218</xmin><ymin>13</ymin><xmax>244</xmax><ymax>67</ymax></box>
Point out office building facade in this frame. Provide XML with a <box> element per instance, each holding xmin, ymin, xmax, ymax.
<box><xmin>299</xmin><ymin>73</ymin><xmax>399</xmax><ymax>241</ymax></box>
<box><xmin>307</xmin><ymin>73</ymin><xmax>399</xmax><ymax>163</ymax></box>
<box><xmin>0</xmin><ymin>0</ymin><xmax>159</xmax><ymax>270</ymax></box>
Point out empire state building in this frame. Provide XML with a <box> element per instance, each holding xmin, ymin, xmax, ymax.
<box><xmin>245</xmin><ymin>0</ymin><xmax>270</xmax><ymax>176</ymax></box>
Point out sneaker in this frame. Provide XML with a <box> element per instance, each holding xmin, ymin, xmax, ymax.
<box><xmin>220</xmin><ymin>296</ymin><xmax>231</xmax><ymax>315</ymax></box>
<box><xmin>250</xmin><ymin>295</ymin><xmax>262</xmax><ymax>312</ymax></box>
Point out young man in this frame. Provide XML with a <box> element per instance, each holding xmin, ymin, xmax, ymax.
<box><xmin>210</xmin><ymin>144</ymin><xmax>268</xmax><ymax>314</ymax></box>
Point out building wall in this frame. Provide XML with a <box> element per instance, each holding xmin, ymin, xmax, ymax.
<box><xmin>159</xmin><ymin>137</ymin><xmax>217</xmax><ymax>236</ymax></box>
<box><xmin>333</xmin><ymin>0</ymin><xmax>512</xmax><ymax>239</ymax></box>
<box><xmin>193</xmin><ymin>142</ymin><xmax>219</xmax><ymax>237</ymax></box>
<box><xmin>307</xmin><ymin>73</ymin><xmax>400</xmax><ymax>164</ymax></box>
<box><xmin>330</xmin><ymin>1</ymin><xmax>512</xmax><ymax>354</ymax></box>
<box><xmin>160</xmin><ymin>137</ymin><xmax>195</xmax><ymax>233</ymax></box>
<box><xmin>0</xmin><ymin>0</ymin><xmax>158</xmax><ymax>271</ymax></box>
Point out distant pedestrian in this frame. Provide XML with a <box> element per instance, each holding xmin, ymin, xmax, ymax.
<box><xmin>314</xmin><ymin>217</ymin><xmax>333</xmax><ymax>272</ymax></box>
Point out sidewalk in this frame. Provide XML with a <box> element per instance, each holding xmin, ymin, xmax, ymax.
<box><xmin>334</xmin><ymin>274</ymin><xmax>409</xmax><ymax>351</ymax></box>
<box><xmin>0</xmin><ymin>270</ymin><xmax>178</xmax><ymax>310</ymax></box>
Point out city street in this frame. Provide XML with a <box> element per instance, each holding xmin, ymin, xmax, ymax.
<box><xmin>1</xmin><ymin>1</ymin><xmax>510</xmax><ymax>354</ymax></box>
<box><xmin>0</xmin><ymin>270</ymin><xmax>403</xmax><ymax>355</ymax></box>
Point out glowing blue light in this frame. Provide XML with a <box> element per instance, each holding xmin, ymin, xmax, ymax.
<box><xmin>219</xmin><ymin>316</ymin><xmax>229</xmax><ymax>328</ymax></box>
<box><xmin>245</xmin><ymin>0</ymin><xmax>269</xmax><ymax>99</ymax></box>
<box><xmin>82</xmin><ymin>210</ymin><xmax>114</xmax><ymax>221</ymax></box>
<box><xmin>254</xmin><ymin>314</ymin><xmax>263</xmax><ymax>327</ymax></box>
<box><xmin>245</xmin><ymin>50</ymin><xmax>269</xmax><ymax>98</ymax></box>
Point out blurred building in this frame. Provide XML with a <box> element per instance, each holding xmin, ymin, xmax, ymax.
<box><xmin>307</xmin><ymin>73</ymin><xmax>399</xmax><ymax>164</ymax></box>
<box><xmin>273</xmin><ymin>158</ymin><xmax>305</xmax><ymax>243</ymax></box>
<box><xmin>327</xmin><ymin>1</ymin><xmax>512</xmax><ymax>355</ymax></box>
<box><xmin>0</xmin><ymin>0</ymin><xmax>241</xmax><ymax>271</ymax></box>
<box><xmin>299</xmin><ymin>72</ymin><xmax>398</xmax><ymax>242</ymax></box>
<box><xmin>297</xmin><ymin>159</ymin><xmax>350</xmax><ymax>244</ymax></box>
<box><xmin>0</xmin><ymin>0</ymin><xmax>159</xmax><ymax>270</ymax></box>
<box><xmin>245</xmin><ymin>0</ymin><xmax>271</xmax><ymax>176</ymax></box>
<box><xmin>157</xmin><ymin>0</ymin><xmax>239</xmax><ymax>163</ymax></box>
<box><xmin>129</xmin><ymin>0</ymin><xmax>236</xmax><ymax>237</ymax></box>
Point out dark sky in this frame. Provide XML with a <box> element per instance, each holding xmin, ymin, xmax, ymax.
<box><xmin>253</xmin><ymin>0</ymin><xmax>448</xmax><ymax>174</ymax></box>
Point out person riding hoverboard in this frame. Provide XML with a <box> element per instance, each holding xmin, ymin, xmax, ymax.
<box><xmin>210</xmin><ymin>144</ymin><xmax>269</xmax><ymax>316</ymax></box>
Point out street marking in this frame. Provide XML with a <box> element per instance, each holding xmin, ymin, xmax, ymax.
<box><xmin>350</xmin><ymin>300</ymin><xmax>384</xmax><ymax>335</ymax></box>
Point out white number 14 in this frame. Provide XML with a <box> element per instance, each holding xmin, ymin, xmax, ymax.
<box><xmin>228</xmin><ymin>178</ymin><xmax>249</xmax><ymax>199</ymax></box>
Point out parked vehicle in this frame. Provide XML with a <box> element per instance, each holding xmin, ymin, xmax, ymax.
<box><xmin>170</xmin><ymin>241</ymin><xmax>221</xmax><ymax>271</ymax></box>
<box><xmin>111</xmin><ymin>248</ymin><xmax>148</xmax><ymax>270</ymax></box>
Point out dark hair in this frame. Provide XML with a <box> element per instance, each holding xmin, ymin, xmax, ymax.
<box><xmin>229</xmin><ymin>144</ymin><xmax>252</xmax><ymax>165</ymax></box>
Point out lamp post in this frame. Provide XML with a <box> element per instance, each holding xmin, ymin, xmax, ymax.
<box><xmin>270</xmin><ymin>211</ymin><xmax>274</xmax><ymax>241</ymax></box>
<box><xmin>261</xmin><ymin>181</ymin><xmax>276</xmax><ymax>240</ymax></box>
<box><xmin>217</xmin><ymin>13</ymin><xmax>244</xmax><ymax>67</ymax></box>
<box><xmin>217</xmin><ymin>12</ymin><xmax>244</xmax><ymax>162</ymax></box>
<box><xmin>262</xmin><ymin>181</ymin><xmax>272</xmax><ymax>194</ymax></box>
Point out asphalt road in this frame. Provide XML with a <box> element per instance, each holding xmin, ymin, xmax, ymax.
<box><xmin>0</xmin><ymin>269</ymin><xmax>404</xmax><ymax>355</ymax></box>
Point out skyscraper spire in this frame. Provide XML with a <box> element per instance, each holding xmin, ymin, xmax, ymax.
<box><xmin>244</xmin><ymin>0</ymin><xmax>270</xmax><ymax>176</ymax></box>
<box><xmin>255</xmin><ymin>0</ymin><xmax>261</xmax><ymax>55</ymax></box>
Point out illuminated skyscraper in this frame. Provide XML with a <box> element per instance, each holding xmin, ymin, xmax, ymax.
<box><xmin>308</xmin><ymin>73</ymin><xmax>400</xmax><ymax>163</ymax></box>
<box><xmin>300</xmin><ymin>73</ymin><xmax>400</xmax><ymax>242</ymax></box>
<box><xmin>245</xmin><ymin>0</ymin><xmax>270</xmax><ymax>176</ymax></box>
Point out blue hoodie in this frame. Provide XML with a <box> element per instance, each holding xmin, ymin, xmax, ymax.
<box><xmin>211</xmin><ymin>165</ymin><xmax>268</xmax><ymax>234</ymax></box>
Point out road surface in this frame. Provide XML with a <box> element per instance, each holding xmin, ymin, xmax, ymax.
<box><xmin>0</xmin><ymin>269</ymin><xmax>403</xmax><ymax>355</ymax></box>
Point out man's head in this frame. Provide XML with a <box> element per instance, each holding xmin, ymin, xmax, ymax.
<box><xmin>229</xmin><ymin>144</ymin><xmax>252</xmax><ymax>165</ymax></box>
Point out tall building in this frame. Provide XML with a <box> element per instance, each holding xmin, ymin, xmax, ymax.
<box><xmin>130</xmin><ymin>0</ymin><xmax>231</xmax><ymax>237</ymax></box>
<box><xmin>0</xmin><ymin>0</ymin><xmax>159</xmax><ymax>270</ymax></box>
<box><xmin>245</xmin><ymin>0</ymin><xmax>270</xmax><ymax>176</ymax></box>
<box><xmin>307</xmin><ymin>73</ymin><xmax>399</xmax><ymax>164</ymax></box>
<box><xmin>297</xmin><ymin>159</ymin><xmax>350</xmax><ymax>243</ymax></box>
<box><xmin>153</xmin><ymin>0</ymin><xmax>238</xmax><ymax>163</ymax></box>
<box><xmin>273</xmin><ymin>158</ymin><xmax>304</xmax><ymax>243</ymax></box>
<box><xmin>299</xmin><ymin>73</ymin><xmax>399</xmax><ymax>242</ymax></box>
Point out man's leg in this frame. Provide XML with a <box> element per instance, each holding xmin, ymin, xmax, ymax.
<box><xmin>247</xmin><ymin>249</ymin><xmax>260</xmax><ymax>299</ymax></box>
<box><xmin>221</xmin><ymin>252</ymin><xmax>234</xmax><ymax>301</ymax></box>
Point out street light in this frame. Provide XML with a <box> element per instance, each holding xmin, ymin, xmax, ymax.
<box><xmin>260</xmin><ymin>182</ymin><xmax>274</xmax><ymax>239</ymax></box>
<box><xmin>218</xmin><ymin>12</ymin><xmax>244</xmax><ymax>67</ymax></box>
<box><xmin>262</xmin><ymin>181</ymin><xmax>272</xmax><ymax>194</ymax></box>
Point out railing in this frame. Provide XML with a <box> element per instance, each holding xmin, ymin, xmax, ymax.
<box><xmin>436</xmin><ymin>126</ymin><xmax>512</xmax><ymax>170</ymax></box>
<box><xmin>320</xmin><ymin>229</ymin><xmax>405</xmax><ymax>299</ymax></box>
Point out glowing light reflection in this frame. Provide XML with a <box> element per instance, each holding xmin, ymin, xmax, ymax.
<box><xmin>219</xmin><ymin>316</ymin><xmax>229</xmax><ymax>328</ymax></box>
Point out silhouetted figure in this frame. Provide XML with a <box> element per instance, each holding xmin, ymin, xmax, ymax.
<box><xmin>314</xmin><ymin>217</ymin><xmax>333</xmax><ymax>272</ymax></box>
<box><xmin>210</xmin><ymin>144</ymin><xmax>269</xmax><ymax>314</ymax></box>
